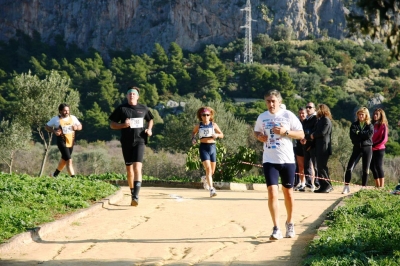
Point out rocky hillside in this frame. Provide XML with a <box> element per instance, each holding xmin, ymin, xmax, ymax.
<box><xmin>0</xmin><ymin>0</ymin><xmax>348</xmax><ymax>57</ymax></box>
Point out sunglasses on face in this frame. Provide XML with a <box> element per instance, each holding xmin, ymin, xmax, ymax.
<box><xmin>202</xmin><ymin>114</ymin><xmax>210</xmax><ymax>117</ymax></box>
<box><xmin>306</xmin><ymin>106</ymin><xmax>314</xmax><ymax>109</ymax></box>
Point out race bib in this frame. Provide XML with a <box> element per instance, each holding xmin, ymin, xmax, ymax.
<box><xmin>61</xmin><ymin>125</ymin><xmax>73</xmax><ymax>134</ymax></box>
<box><xmin>199</xmin><ymin>127</ymin><xmax>214</xmax><ymax>138</ymax></box>
<box><xmin>265</xmin><ymin>122</ymin><xmax>281</xmax><ymax>149</ymax></box>
<box><xmin>130</xmin><ymin>118</ymin><xmax>144</xmax><ymax>128</ymax></box>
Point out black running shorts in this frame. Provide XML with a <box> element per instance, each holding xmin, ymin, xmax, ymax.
<box><xmin>57</xmin><ymin>141</ymin><xmax>73</xmax><ymax>161</ymax></box>
<box><xmin>122</xmin><ymin>142</ymin><xmax>145</xmax><ymax>165</ymax></box>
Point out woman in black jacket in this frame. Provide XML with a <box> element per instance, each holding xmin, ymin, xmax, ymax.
<box><xmin>342</xmin><ymin>107</ymin><xmax>374</xmax><ymax>194</ymax></box>
<box><xmin>310</xmin><ymin>104</ymin><xmax>333</xmax><ymax>193</ymax></box>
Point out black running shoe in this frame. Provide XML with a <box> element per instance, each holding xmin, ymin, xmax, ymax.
<box><xmin>131</xmin><ymin>197</ymin><xmax>139</xmax><ymax>207</ymax></box>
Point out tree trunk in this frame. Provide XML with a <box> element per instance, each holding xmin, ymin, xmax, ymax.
<box><xmin>9</xmin><ymin>151</ymin><xmax>14</xmax><ymax>174</ymax></box>
<box><xmin>38</xmin><ymin>128</ymin><xmax>52</xmax><ymax>177</ymax></box>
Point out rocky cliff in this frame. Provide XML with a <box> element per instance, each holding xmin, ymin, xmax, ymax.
<box><xmin>0</xmin><ymin>0</ymin><xmax>348</xmax><ymax>56</ymax></box>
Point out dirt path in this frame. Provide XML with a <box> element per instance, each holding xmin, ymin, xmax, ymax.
<box><xmin>0</xmin><ymin>186</ymin><xmax>350</xmax><ymax>265</ymax></box>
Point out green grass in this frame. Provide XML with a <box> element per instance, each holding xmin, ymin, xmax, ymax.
<box><xmin>303</xmin><ymin>188</ymin><xmax>400</xmax><ymax>265</ymax></box>
<box><xmin>77</xmin><ymin>173</ymin><xmax>266</xmax><ymax>183</ymax></box>
<box><xmin>0</xmin><ymin>173</ymin><xmax>118</xmax><ymax>244</ymax></box>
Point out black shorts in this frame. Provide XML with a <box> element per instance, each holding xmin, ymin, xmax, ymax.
<box><xmin>263</xmin><ymin>162</ymin><xmax>295</xmax><ymax>188</ymax></box>
<box><xmin>57</xmin><ymin>141</ymin><xmax>73</xmax><ymax>161</ymax></box>
<box><xmin>199</xmin><ymin>143</ymin><xmax>216</xmax><ymax>162</ymax></box>
<box><xmin>294</xmin><ymin>145</ymin><xmax>304</xmax><ymax>157</ymax></box>
<box><xmin>121</xmin><ymin>142</ymin><xmax>145</xmax><ymax>165</ymax></box>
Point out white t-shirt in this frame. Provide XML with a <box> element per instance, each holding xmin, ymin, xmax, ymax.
<box><xmin>47</xmin><ymin>115</ymin><xmax>81</xmax><ymax>128</ymax></box>
<box><xmin>254</xmin><ymin>109</ymin><xmax>303</xmax><ymax>164</ymax></box>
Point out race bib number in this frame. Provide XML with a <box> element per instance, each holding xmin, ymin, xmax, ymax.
<box><xmin>265</xmin><ymin>122</ymin><xmax>281</xmax><ymax>149</ymax></box>
<box><xmin>199</xmin><ymin>127</ymin><xmax>213</xmax><ymax>138</ymax></box>
<box><xmin>61</xmin><ymin>125</ymin><xmax>73</xmax><ymax>134</ymax></box>
<box><xmin>130</xmin><ymin>118</ymin><xmax>144</xmax><ymax>128</ymax></box>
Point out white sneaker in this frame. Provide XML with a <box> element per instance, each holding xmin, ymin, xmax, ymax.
<box><xmin>201</xmin><ymin>176</ymin><xmax>210</xmax><ymax>190</ymax></box>
<box><xmin>309</xmin><ymin>185</ymin><xmax>316</xmax><ymax>192</ymax></box>
<box><xmin>285</xmin><ymin>222</ymin><xmax>295</xmax><ymax>238</ymax></box>
<box><xmin>210</xmin><ymin>187</ymin><xmax>217</xmax><ymax>197</ymax></box>
<box><xmin>342</xmin><ymin>185</ymin><xmax>350</xmax><ymax>194</ymax></box>
<box><xmin>294</xmin><ymin>184</ymin><xmax>305</xmax><ymax>191</ymax></box>
<box><xmin>270</xmin><ymin>226</ymin><xmax>283</xmax><ymax>240</ymax></box>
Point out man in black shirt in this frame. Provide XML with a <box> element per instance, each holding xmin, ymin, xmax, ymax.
<box><xmin>299</xmin><ymin>102</ymin><xmax>319</xmax><ymax>191</ymax></box>
<box><xmin>109</xmin><ymin>86</ymin><xmax>154</xmax><ymax>206</ymax></box>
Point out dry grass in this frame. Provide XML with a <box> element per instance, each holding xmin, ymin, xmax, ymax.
<box><xmin>1</xmin><ymin>140</ymin><xmax>201</xmax><ymax>180</ymax></box>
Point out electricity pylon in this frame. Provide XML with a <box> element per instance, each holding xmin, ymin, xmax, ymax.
<box><xmin>240</xmin><ymin>0</ymin><xmax>256</xmax><ymax>64</ymax></box>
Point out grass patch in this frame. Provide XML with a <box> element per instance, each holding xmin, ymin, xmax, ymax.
<box><xmin>304</xmin><ymin>188</ymin><xmax>400</xmax><ymax>265</ymax></box>
<box><xmin>77</xmin><ymin>173</ymin><xmax>266</xmax><ymax>183</ymax></box>
<box><xmin>0</xmin><ymin>173</ymin><xmax>118</xmax><ymax>244</ymax></box>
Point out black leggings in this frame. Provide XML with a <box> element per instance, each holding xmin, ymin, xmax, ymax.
<box><xmin>345</xmin><ymin>145</ymin><xmax>372</xmax><ymax>186</ymax></box>
<box><xmin>370</xmin><ymin>149</ymin><xmax>385</xmax><ymax>179</ymax></box>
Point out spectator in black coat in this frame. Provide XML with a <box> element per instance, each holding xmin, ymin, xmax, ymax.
<box><xmin>342</xmin><ymin>107</ymin><xmax>374</xmax><ymax>194</ymax></box>
<box><xmin>299</xmin><ymin>102</ymin><xmax>319</xmax><ymax>191</ymax></box>
<box><xmin>310</xmin><ymin>104</ymin><xmax>333</xmax><ymax>193</ymax></box>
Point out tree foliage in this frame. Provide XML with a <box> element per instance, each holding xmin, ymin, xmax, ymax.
<box><xmin>0</xmin><ymin>119</ymin><xmax>31</xmax><ymax>173</ymax></box>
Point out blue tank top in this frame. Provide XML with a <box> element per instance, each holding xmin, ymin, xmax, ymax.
<box><xmin>199</xmin><ymin>122</ymin><xmax>214</xmax><ymax>139</ymax></box>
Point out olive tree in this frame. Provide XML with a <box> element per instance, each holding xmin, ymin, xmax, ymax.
<box><xmin>0</xmin><ymin>119</ymin><xmax>32</xmax><ymax>173</ymax></box>
<box><xmin>11</xmin><ymin>71</ymin><xmax>81</xmax><ymax>176</ymax></box>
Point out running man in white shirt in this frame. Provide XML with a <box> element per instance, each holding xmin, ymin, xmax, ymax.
<box><xmin>254</xmin><ymin>90</ymin><xmax>304</xmax><ymax>240</ymax></box>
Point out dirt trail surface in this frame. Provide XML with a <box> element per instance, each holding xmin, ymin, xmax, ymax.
<box><xmin>0</xmin><ymin>186</ymin><xmax>351</xmax><ymax>266</ymax></box>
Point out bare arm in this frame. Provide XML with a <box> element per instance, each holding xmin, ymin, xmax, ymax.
<box><xmin>286</xmin><ymin>130</ymin><xmax>305</xmax><ymax>140</ymax></box>
<box><xmin>45</xmin><ymin>125</ymin><xmax>62</xmax><ymax>136</ymax></box>
<box><xmin>110</xmin><ymin>119</ymin><xmax>130</xmax><ymax>130</ymax></box>
<box><xmin>191</xmin><ymin>124</ymin><xmax>200</xmax><ymax>144</ymax></box>
<box><xmin>145</xmin><ymin>119</ymin><xmax>154</xmax><ymax>136</ymax></box>
<box><xmin>73</xmin><ymin>124</ymin><xmax>82</xmax><ymax>131</ymax></box>
<box><xmin>212</xmin><ymin>123</ymin><xmax>224</xmax><ymax>139</ymax></box>
<box><xmin>273</xmin><ymin>125</ymin><xmax>304</xmax><ymax>140</ymax></box>
<box><xmin>254</xmin><ymin>131</ymin><xmax>268</xmax><ymax>142</ymax></box>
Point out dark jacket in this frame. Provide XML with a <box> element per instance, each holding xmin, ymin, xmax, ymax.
<box><xmin>349</xmin><ymin>121</ymin><xmax>374</xmax><ymax>147</ymax></box>
<box><xmin>302</xmin><ymin>114</ymin><xmax>318</xmax><ymax>150</ymax></box>
<box><xmin>312</xmin><ymin>116</ymin><xmax>332</xmax><ymax>156</ymax></box>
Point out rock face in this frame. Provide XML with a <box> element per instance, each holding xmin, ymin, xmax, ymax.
<box><xmin>0</xmin><ymin>0</ymin><xmax>348</xmax><ymax>56</ymax></box>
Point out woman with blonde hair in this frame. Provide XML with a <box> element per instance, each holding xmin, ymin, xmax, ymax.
<box><xmin>342</xmin><ymin>107</ymin><xmax>374</xmax><ymax>194</ymax></box>
<box><xmin>191</xmin><ymin>106</ymin><xmax>224</xmax><ymax>197</ymax></box>
<box><xmin>310</xmin><ymin>104</ymin><xmax>333</xmax><ymax>193</ymax></box>
<box><xmin>370</xmin><ymin>108</ymin><xmax>389</xmax><ymax>187</ymax></box>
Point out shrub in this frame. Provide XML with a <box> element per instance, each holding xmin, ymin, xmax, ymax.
<box><xmin>331</xmin><ymin>75</ymin><xmax>348</xmax><ymax>87</ymax></box>
<box><xmin>324</xmin><ymin>58</ymin><xmax>338</xmax><ymax>68</ymax></box>
<box><xmin>388</xmin><ymin>67</ymin><xmax>400</xmax><ymax>79</ymax></box>
<box><xmin>368</xmin><ymin>85</ymin><xmax>384</xmax><ymax>93</ymax></box>
<box><xmin>293</xmin><ymin>56</ymin><xmax>307</xmax><ymax>67</ymax></box>
<box><xmin>353</xmin><ymin>63</ymin><xmax>371</xmax><ymax>77</ymax></box>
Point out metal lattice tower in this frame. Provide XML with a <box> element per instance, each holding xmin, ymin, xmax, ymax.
<box><xmin>240</xmin><ymin>0</ymin><xmax>256</xmax><ymax>64</ymax></box>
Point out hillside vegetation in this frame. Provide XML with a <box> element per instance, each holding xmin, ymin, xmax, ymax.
<box><xmin>2</xmin><ymin>33</ymin><xmax>400</xmax><ymax>179</ymax></box>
